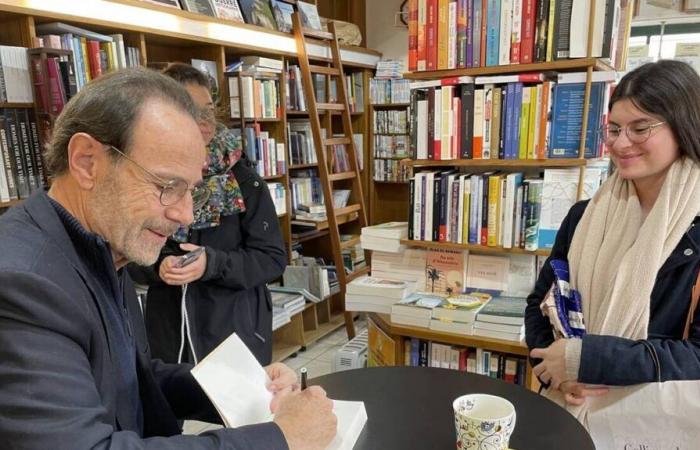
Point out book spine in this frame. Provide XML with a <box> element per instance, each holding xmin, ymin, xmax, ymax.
<box><xmin>4</xmin><ymin>110</ymin><xmax>30</xmax><ymax>199</ymax></box>
<box><xmin>521</xmin><ymin>0</ymin><xmax>536</xmax><ymax>64</ymax></box>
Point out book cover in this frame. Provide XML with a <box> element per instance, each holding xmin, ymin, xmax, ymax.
<box><xmin>425</xmin><ymin>248</ymin><xmax>468</xmax><ymax>295</ymax></box>
<box><xmin>270</xmin><ymin>0</ymin><xmax>294</xmax><ymax>32</ymax></box>
<box><xmin>465</xmin><ymin>254</ymin><xmax>509</xmax><ymax>292</ymax></box>
<box><xmin>238</xmin><ymin>0</ymin><xmax>278</xmax><ymax>30</ymax></box>
<box><xmin>180</xmin><ymin>0</ymin><xmax>216</xmax><ymax>16</ymax></box>
<box><xmin>212</xmin><ymin>0</ymin><xmax>245</xmax><ymax>22</ymax></box>
<box><xmin>476</xmin><ymin>295</ymin><xmax>527</xmax><ymax>325</ymax></box>
<box><xmin>297</xmin><ymin>1</ymin><xmax>322</xmax><ymax>30</ymax></box>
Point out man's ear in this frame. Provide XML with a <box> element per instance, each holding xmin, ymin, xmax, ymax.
<box><xmin>67</xmin><ymin>133</ymin><xmax>105</xmax><ymax>190</ymax></box>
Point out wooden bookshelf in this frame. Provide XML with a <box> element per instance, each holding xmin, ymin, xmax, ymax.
<box><xmin>403</xmin><ymin>158</ymin><xmax>588</xmax><ymax>168</ymax></box>
<box><xmin>0</xmin><ymin>102</ymin><xmax>33</xmax><ymax>108</ymax></box>
<box><xmin>0</xmin><ymin>199</ymin><xmax>23</xmax><ymax>208</ymax></box>
<box><xmin>403</xmin><ymin>58</ymin><xmax>615</xmax><ymax>80</ymax></box>
<box><xmin>371</xmin><ymin>103</ymin><xmax>411</xmax><ymax>109</ymax></box>
<box><xmin>369</xmin><ymin>313</ymin><xmax>538</xmax><ymax>391</ymax></box>
<box><xmin>399</xmin><ymin>239</ymin><xmax>551</xmax><ymax>257</ymax></box>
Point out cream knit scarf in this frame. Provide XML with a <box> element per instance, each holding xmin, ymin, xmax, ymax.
<box><xmin>545</xmin><ymin>157</ymin><xmax>700</xmax><ymax>424</ymax></box>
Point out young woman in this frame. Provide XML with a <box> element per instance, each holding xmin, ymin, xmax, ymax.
<box><xmin>130</xmin><ymin>63</ymin><xmax>286</xmax><ymax>365</ymax></box>
<box><xmin>525</xmin><ymin>60</ymin><xmax>700</xmax><ymax>421</ymax></box>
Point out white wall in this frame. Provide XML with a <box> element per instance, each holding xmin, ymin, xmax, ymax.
<box><xmin>365</xmin><ymin>0</ymin><xmax>408</xmax><ymax>67</ymax></box>
<box><xmin>634</xmin><ymin>0</ymin><xmax>700</xmax><ymax>25</ymax></box>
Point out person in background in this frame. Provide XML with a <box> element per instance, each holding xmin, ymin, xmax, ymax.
<box><xmin>525</xmin><ymin>60</ymin><xmax>700</xmax><ymax>423</ymax></box>
<box><xmin>130</xmin><ymin>63</ymin><xmax>286</xmax><ymax>366</ymax></box>
<box><xmin>0</xmin><ymin>67</ymin><xmax>335</xmax><ymax>449</ymax></box>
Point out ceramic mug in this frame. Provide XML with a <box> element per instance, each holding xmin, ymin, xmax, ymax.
<box><xmin>453</xmin><ymin>393</ymin><xmax>516</xmax><ymax>450</ymax></box>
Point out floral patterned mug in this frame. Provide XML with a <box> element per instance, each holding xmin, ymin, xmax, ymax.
<box><xmin>453</xmin><ymin>394</ymin><xmax>516</xmax><ymax>450</ymax></box>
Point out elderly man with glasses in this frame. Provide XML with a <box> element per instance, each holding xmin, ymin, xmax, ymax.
<box><xmin>0</xmin><ymin>68</ymin><xmax>336</xmax><ymax>450</ymax></box>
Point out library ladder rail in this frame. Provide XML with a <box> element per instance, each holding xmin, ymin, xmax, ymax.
<box><xmin>292</xmin><ymin>12</ymin><xmax>370</xmax><ymax>339</ymax></box>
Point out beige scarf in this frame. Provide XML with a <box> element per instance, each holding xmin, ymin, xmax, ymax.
<box><xmin>544</xmin><ymin>158</ymin><xmax>700</xmax><ymax>423</ymax></box>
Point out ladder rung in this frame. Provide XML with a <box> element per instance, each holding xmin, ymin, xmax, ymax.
<box><xmin>317</xmin><ymin>103</ymin><xmax>345</xmax><ymax>111</ymax></box>
<box><xmin>303</xmin><ymin>28</ymin><xmax>335</xmax><ymax>40</ymax></box>
<box><xmin>345</xmin><ymin>266</ymin><xmax>370</xmax><ymax>283</ymax></box>
<box><xmin>335</xmin><ymin>204</ymin><xmax>361</xmax><ymax>217</ymax></box>
<box><xmin>309</xmin><ymin>64</ymin><xmax>340</xmax><ymax>76</ymax></box>
<box><xmin>340</xmin><ymin>235</ymin><xmax>361</xmax><ymax>249</ymax></box>
<box><xmin>328</xmin><ymin>171</ymin><xmax>356</xmax><ymax>181</ymax></box>
<box><xmin>324</xmin><ymin>137</ymin><xmax>351</xmax><ymax>146</ymax></box>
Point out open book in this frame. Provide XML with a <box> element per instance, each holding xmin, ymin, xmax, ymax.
<box><xmin>191</xmin><ymin>333</ymin><xmax>367</xmax><ymax>450</ymax></box>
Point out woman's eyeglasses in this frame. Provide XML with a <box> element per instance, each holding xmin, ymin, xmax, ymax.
<box><xmin>598</xmin><ymin>121</ymin><xmax>666</xmax><ymax>145</ymax></box>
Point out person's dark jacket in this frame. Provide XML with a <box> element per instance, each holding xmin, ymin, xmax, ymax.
<box><xmin>526</xmin><ymin>200</ymin><xmax>700</xmax><ymax>386</ymax></box>
<box><xmin>0</xmin><ymin>191</ymin><xmax>287</xmax><ymax>449</ymax></box>
<box><xmin>130</xmin><ymin>158</ymin><xmax>287</xmax><ymax>365</ymax></box>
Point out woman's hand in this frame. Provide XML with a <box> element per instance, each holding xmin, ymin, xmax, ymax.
<box><xmin>530</xmin><ymin>339</ymin><xmax>569</xmax><ymax>389</ymax></box>
<box><xmin>559</xmin><ymin>381</ymin><xmax>609</xmax><ymax>406</ymax></box>
<box><xmin>159</xmin><ymin>244</ymin><xmax>207</xmax><ymax>285</ymax></box>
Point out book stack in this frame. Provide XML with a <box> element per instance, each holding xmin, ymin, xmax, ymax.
<box><xmin>371</xmin><ymin>248</ymin><xmax>427</xmax><ymax>289</ymax></box>
<box><xmin>346</xmin><ymin>276</ymin><xmax>413</xmax><ymax>314</ymax></box>
<box><xmin>391</xmin><ymin>292</ymin><xmax>445</xmax><ymax>328</ymax></box>
<box><xmin>270</xmin><ymin>290</ymin><xmax>305</xmax><ymax>331</ymax></box>
<box><xmin>360</xmin><ymin>222</ymin><xmax>409</xmax><ymax>253</ymax></box>
<box><xmin>474</xmin><ymin>296</ymin><xmax>527</xmax><ymax>342</ymax></box>
<box><xmin>429</xmin><ymin>293</ymin><xmax>490</xmax><ymax>336</ymax></box>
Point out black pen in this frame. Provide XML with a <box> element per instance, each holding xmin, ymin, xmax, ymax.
<box><xmin>300</xmin><ymin>367</ymin><xmax>308</xmax><ymax>390</ymax></box>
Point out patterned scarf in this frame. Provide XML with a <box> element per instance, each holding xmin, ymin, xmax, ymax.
<box><xmin>173</xmin><ymin>125</ymin><xmax>246</xmax><ymax>242</ymax></box>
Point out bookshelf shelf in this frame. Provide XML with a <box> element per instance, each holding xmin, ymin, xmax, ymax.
<box><xmin>373</xmin><ymin>156</ymin><xmax>410</xmax><ymax>160</ymax></box>
<box><xmin>0</xmin><ymin>102</ymin><xmax>34</xmax><ymax>108</ymax></box>
<box><xmin>371</xmin><ymin>103</ymin><xmax>410</xmax><ymax>108</ymax></box>
<box><xmin>263</xmin><ymin>173</ymin><xmax>286</xmax><ymax>181</ymax></box>
<box><xmin>373</xmin><ymin>180</ymin><xmax>409</xmax><ymax>184</ymax></box>
<box><xmin>240</xmin><ymin>117</ymin><xmax>282</xmax><ymax>123</ymax></box>
<box><xmin>287</xmin><ymin>110</ymin><xmax>364</xmax><ymax>117</ymax></box>
<box><xmin>292</xmin><ymin>229</ymin><xmax>330</xmax><ymax>243</ymax></box>
<box><xmin>404</xmin><ymin>158</ymin><xmax>588</xmax><ymax>168</ymax></box>
<box><xmin>403</xmin><ymin>58</ymin><xmax>615</xmax><ymax>80</ymax></box>
<box><xmin>289</xmin><ymin>162</ymin><xmax>319</xmax><ymax>169</ymax></box>
<box><xmin>301</xmin><ymin>312</ymin><xmax>346</xmax><ymax>347</ymax></box>
<box><xmin>373</xmin><ymin>132</ymin><xmax>409</xmax><ymax>136</ymax></box>
<box><xmin>401</xmin><ymin>239</ymin><xmax>551</xmax><ymax>257</ymax></box>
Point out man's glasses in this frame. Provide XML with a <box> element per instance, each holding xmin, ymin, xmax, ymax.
<box><xmin>105</xmin><ymin>143</ymin><xmax>211</xmax><ymax>210</ymax></box>
<box><xmin>598</xmin><ymin>121</ymin><xmax>666</xmax><ymax>145</ymax></box>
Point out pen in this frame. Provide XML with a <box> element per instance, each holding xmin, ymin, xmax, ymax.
<box><xmin>300</xmin><ymin>367</ymin><xmax>308</xmax><ymax>390</ymax></box>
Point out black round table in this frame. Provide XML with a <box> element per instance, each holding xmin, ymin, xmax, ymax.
<box><xmin>311</xmin><ymin>366</ymin><xmax>594</xmax><ymax>450</ymax></box>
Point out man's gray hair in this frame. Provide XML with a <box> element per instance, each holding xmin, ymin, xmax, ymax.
<box><xmin>45</xmin><ymin>67</ymin><xmax>199</xmax><ymax>176</ymax></box>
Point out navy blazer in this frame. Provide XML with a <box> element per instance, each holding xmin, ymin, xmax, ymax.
<box><xmin>525</xmin><ymin>200</ymin><xmax>700</xmax><ymax>385</ymax></box>
<box><xmin>0</xmin><ymin>192</ymin><xmax>288</xmax><ymax>449</ymax></box>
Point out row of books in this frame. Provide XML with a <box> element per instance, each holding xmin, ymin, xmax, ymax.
<box><xmin>369</xmin><ymin>78</ymin><xmax>411</xmax><ymax>105</ymax></box>
<box><xmin>406</xmin><ymin>0</ymin><xmax>633</xmax><ymax>72</ymax></box>
<box><xmin>267</xmin><ymin>182</ymin><xmax>286</xmax><ymax>216</ymax></box>
<box><xmin>289</xmin><ymin>170</ymin><xmax>323</xmax><ymax>214</ymax></box>
<box><xmin>408</xmin><ymin>166</ymin><xmax>607</xmax><ymax>250</ymax></box>
<box><xmin>36</xmin><ymin>24</ymin><xmax>143</xmax><ymax>93</ymax></box>
<box><xmin>286</xmin><ymin>120</ymin><xmax>318</xmax><ymax>166</ymax></box>
<box><xmin>150</xmin><ymin>0</ymin><xmax>323</xmax><ymax>34</ymax></box>
<box><xmin>270</xmin><ymin>289</ymin><xmax>305</xmax><ymax>331</ymax></box>
<box><xmin>402</xmin><ymin>338</ymin><xmax>528</xmax><ymax>386</ymax></box>
<box><xmin>0</xmin><ymin>46</ymin><xmax>33</xmax><ymax>103</ymax></box>
<box><xmin>285</xmin><ymin>65</ymin><xmax>366</xmax><ymax>113</ymax></box>
<box><xmin>0</xmin><ymin>108</ymin><xmax>46</xmax><ymax>202</ymax></box>
<box><xmin>229</xmin><ymin>74</ymin><xmax>281</xmax><ymax>119</ymax></box>
<box><xmin>373</xmin><ymin>135</ymin><xmax>409</xmax><ymax>159</ymax></box>
<box><xmin>373</xmin><ymin>159</ymin><xmax>410</xmax><ymax>183</ymax></box>
<box><xmin>409</xmin><ymin>72</ymin><xmax>614</xmax><ymax>161</ymax></box>
<box><xmin>242</xmin><ymin>125</ymin><xmax>286</xmax><ymax>177</ymax></box>
<box><xmin>373</xmin><ymin>109</ymin><xmax>409</xmax><ymax>135</ymax></box>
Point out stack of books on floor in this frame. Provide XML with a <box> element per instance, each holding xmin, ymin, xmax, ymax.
<box><xmin>270</xmin><ymin>290</ymin><xmax>305</xmax><ymax>331</ymax></box>
<box><xmin>429</xmin><ymin>293</ymin><xmax>491</xmax><ymax>336</ymax></box>
<box><xmin>346</xmin><ymin>276</ymin><xmax>413</xmax><ymax>314</ymax></box>
<box><xmin>360</xmin><ymin>222</ymin><xmax>408</xmax><ymax>253</ymax></box>
<box><xmin>370</xmin><ymin>248</ymin><xmax>427</xmax><ymax>287</ymax></box>
<box><xmin>473</xmin><ymin>296</ymin><xmax>527</xmax><ymax>342</ymax></box>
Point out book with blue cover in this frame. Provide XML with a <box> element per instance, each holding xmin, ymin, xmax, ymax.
<box><xmin>547</xmin><ymin>82</ymin><xmax>605</xmax><ymax>159</ymax></box>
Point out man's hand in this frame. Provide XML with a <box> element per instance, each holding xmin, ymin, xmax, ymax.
<box><xmin>559</xmin><ymin>381</ymin><xmax>609</xmax><ymax>406</ymax></box>
<box><xmin>274</xmin><ymin>386</ymin><xmax>337</xmax><ymax>450</ymax></box>
<box><xmin>530</xmin><ymin>339</ymin><xmax>568</xmax><ymax>389</ymax></box>
<box><xmin>266</xmin><ymin>362</ymin><xmax>299</xmax><ymax>413</ymax></box>
<box><xmin>159</xmin><ymin>243</ymin><xmax>207</xmax><ymax>285</ymax></box>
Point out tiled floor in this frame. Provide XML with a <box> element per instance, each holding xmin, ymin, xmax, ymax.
<box><xmin>184</xmin><ymin>316</ymin><xmax>367</xmax><ymax>435</ymax></box>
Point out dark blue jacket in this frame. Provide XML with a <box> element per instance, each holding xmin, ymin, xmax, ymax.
<box><xmin>130</xmin><ymin>157</ymin><xmax>286</xmax><ymax>366</ymax></box>
<box><xmin>0</xmin><ymin>191</ymin><xmax>288</xmax><ymax>449</ymax></box>
<box><xmin>525</xmin><ymin>200</ymin><xmax>700</xmax><ymax>385</ymax></box>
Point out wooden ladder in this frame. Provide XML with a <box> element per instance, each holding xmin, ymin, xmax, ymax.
<box><xmin>292</xmin><ymin>13</ymin><xmax>370</xmax><ymax>339</ymax></box>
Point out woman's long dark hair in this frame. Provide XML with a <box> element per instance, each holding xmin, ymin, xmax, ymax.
<box><xmin>610</xmin><ymin>60</ymin><xmax>700</xmax><ymax>164</ymax></box>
